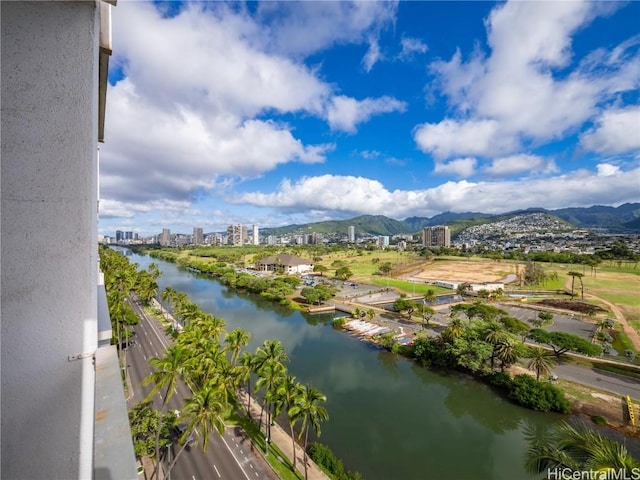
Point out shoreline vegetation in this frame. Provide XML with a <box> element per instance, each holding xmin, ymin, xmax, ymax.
<box><xmin>113</xmin><ymin>245</ymin><xmax>639</xmax><ymax>473</ymax></box>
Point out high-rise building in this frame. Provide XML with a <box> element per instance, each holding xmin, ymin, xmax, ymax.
<box><xmin>193</xmin><ymin>227</ymin><xmax>203</xmax><ymax>245</ymax></box>
<box><xmin>422</xmin><ymin>226</ymin><xmax>451</xmax><ymax>248</ymax></box>
<box><xmin>348</xmin><ymin>225</ymin><xmax>355</xmax><ymax>243</ymax></box>
<box><xmin>2</xmin><ymin>2</ymin><xmax>136</xmax><ymax>478</ymax></box>
<box><xmin>252</xmin><ymin>224</ymin><xmax>259</xmax><ymax>245</ymax></box>
<box><xmin>227</xmin><ymin>224</ymin><xmax>247</xmax><ymax>246</ymax></box>
<box><xmin>160</xmin><ymin>228</ymin><xmax>171</xmax><ymax>247</ymax></box>
<box><xmin>378</xmin><ymin>236</ymin><xmax>390</xmax><ymax>248</ymax></box>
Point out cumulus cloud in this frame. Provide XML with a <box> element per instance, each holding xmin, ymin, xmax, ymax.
<box><xmin>327</xmin><ymin>96</ymin><xmax>407</xmax><ymax>133</ymax></box>
<box><xmin>234</xmin><ymin>167</ymin><xmax>640</xmax><ymax>219</ymax></box>
<box><xmin>483</xmin><ymin>154</ymin><xmax>558</xmax><ymax>177</ymax></box>
<box><xmin>434</xmin><ymin>158</ymin><xmax>477</xmax><ymax>177</ymax></box>
<box><xmin>414</xmin><ymin>119</ymin><xmax>518</xmax><ymax>159</ymax></box>
<box><xmin>580</xmin><ymin>105</ymin><xmax>640</xmax><ymax>154</ymax></box>
<box><xmin>421</xmin><ymin>1</ymin><xmax>639</xmax><ymax>159</ymax></box>
<box><xmin>398</xmin><ymin>36</ymin><xmax>428</xmax><ymax>60</ymax></box>
<box><xmin>596</xmin><ymin>163</ymin><xmax>621</xmax><ymax>177</ymax></box>
<box><xmin>101</xmin><ymin>1</ymin><xmax>402</xmax><ymax>213</ymax></box>
<box><xmin>256</xmin><ymin>1</ymin><xmax>398</xmax><ymax>58</ymax></box>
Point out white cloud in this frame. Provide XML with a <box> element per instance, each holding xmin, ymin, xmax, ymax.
<box><xmin>398</xmin><ymin>36</ymin><xmax>428</xmax><ymax>60</ymax></box>
<box><xmin>256</xmin><ymin>1</ymin><xmax>398</xmax><ymax>58</ymax></box>
<box><xmin>596</xmin><ymin>163</ymin><xmax>620</xmax><ymax>177</ymax></box>
<box><xmin>101</xmin><ymin>2</ymin><xmax>402</xmax><ymax>213</ymax></box>
<box><xmin>234</xmin><ymin>166</ymin><xmax>640</xmax><ymax>219</ymax></box>
<box><xmin>483</xmin><ymin>154</ymin><xmax>558</xmax><ymax>177</ymax></box>
<box><xmin>422</xmin><ymin>1</ymin><xmax>639</xmax><ymax>158</ymax></box>
<box><xmin>434</xmin><ymin>158</ymin><xmax>477</xmax><ymax>177</ymax></box>
<box><xmin>362</xmin><ymin>36</ymin><xmax>382</xmax><ymax>72</ymax></box>
<box><xmin>327</xmin><ymin>96</ymin><xmax>407</xmax><ymax>133</ymax></box>
<box><xmin>580</xmin><ymin>105</ymin><xmax>640</xmax><ymax>154</ymax></box>
<box><xmin>414</xmin><ymin>119</ymin><xmax>518</xmax><ymax>159</ymax></box>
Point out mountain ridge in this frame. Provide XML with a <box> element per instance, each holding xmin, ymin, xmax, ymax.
<box><xmin>259</xmin><ymin>203</ymin><xmax>640</xmax><ymax>237</ymax></box>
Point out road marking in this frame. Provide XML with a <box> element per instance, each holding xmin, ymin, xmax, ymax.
<box><xmin>220</xmin><ymin>433</ymin><xmax>251</xmax><ymax>480</ymax></box>
<box><xmin>247</xmin><ymin>460</ymin><xmax>251</xmax><ymax>466</ymax></box>
<box><xmin>213</xmin><ymin>465</ymin><xmax>221</xmax><ymax>478</ymax></box>
<box><xmin>254</xmin><ymin>472</ymin><xmax>259</xmax><ymax>477</ymax></box>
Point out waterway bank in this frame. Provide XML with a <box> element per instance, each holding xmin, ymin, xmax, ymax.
<box><xmin>123</xmin><ymin>249</ymin><xmax>608</xmax><ymax>479</ymax></box>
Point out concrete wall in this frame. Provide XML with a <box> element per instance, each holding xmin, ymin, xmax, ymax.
<box><xmin>1</xmin><ymin>2</ymin><xmax>99</xmax><ymax>478</ymax></box>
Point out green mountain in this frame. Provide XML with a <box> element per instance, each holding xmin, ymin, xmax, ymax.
<box><xmin>259</xmin><ymin>203</ymin><xmax>640</xmax><ymax>237</ymax></box>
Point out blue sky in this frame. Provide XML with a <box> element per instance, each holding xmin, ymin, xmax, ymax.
<box><xmin>99</xmin><ymin>0</ymin><xmax>640</xmax><ymax>237</ymax></box>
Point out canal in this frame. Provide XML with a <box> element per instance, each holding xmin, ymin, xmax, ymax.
<box><xmin>126</xmin><ymin>250</ymin><xmax>562</xmax><ymax>480</ymax></box>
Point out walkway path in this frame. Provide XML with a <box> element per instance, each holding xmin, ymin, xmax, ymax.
<box><xmin>152</xmin><ymin>298</ymin><xmax>329</xmax><ymax>480</ymax></box>
<box><xmin>586</xmin><ymin>292</ymin><xmax>640</xmax><ymax>351</ymax></box>
<box><xmin>236</xmin><ymin>390</ymin><xmax>330</xmax><ymax>480</ymax></box>
<box><xmin>563</xmin><ymin>279</ymin><xmax>640</xmax><ymax>351</ymax></box>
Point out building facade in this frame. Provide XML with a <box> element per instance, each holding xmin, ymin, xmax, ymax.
<box><xmin>348</xmin><ymin>225</ymin><xmax>355</xmax><ymax>242</ymax></box>
<box><xmin>252</xmin><ymin>224</ymin><xmax>259</xmax><ymax>245</ymax></box>
<box><xmin>1</xmin><ymin>2</ymin><xmax>136</xmax><ymax>479</ymax></box>
<box><xmin>193</xmin><ymin>227</ymin><xmax>204</xmax><ymax>245</ymax></box>
<box><xmin>422</xmin><ymin>225</ymin><xmax>451</xmax><ymax>248</ymax></box>
<box><xmin>160</xmin><ymin>228</ymin><xmax>172</xmax><ymax>247</ymax></box>
<box><xmin>227</xmin><ymin>224</ymin><xmax>247</xmax><ymax>245</ymax></box>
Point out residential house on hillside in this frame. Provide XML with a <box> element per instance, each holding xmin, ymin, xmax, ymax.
<box><xmin>257</xmin><ymin>253</ymin><xmax>314</xmax><ymax>274</ymax></box>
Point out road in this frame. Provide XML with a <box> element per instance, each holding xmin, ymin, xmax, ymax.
<box><xmin>125</xmin><ymin>297</ymin><xmax>277</xmax><ymax>480</ymax></box>
<box><xmin>554</xmin><ymin>362</ymin><xmax>640</xmax><ymax>399</ymax></box>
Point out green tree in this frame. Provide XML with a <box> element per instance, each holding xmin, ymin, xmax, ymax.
<box><xmin>335</xmin><ymin>266</ymin><xmax>353</xmax><ymax>281</ymax></box>
<box><xmin>526</xmin><ymin>346</ymin><xmax>556</xmax><ymax>381</ymax></box>
<box><xmin>289</xmin><ymin>386</ymin><xmax>330</xmax><ymax>480</ymax></box>
<box><xmin>276</xmin><ymin>375</ymin><xmax>304</xmax><ymax>472</ymax></box>
<box><xmin>166</xmin><ymin>383</ymin><xmax>228</xmax><ymax>475</ymax></box>
<box><xmin>393</xmin><ymin>298</ymin><xmax>415</xmax><ymax>318</ymax></box>
<box><xmin>224</xmin><ymin>328</ymin><xmax>250</xmax><ymax>366</ymax></box>
<box><xmin>525</xmin><ymin>421</ymin><xmax>639</xmax><ymax>474</ymax></box>
<box><xmin>313</xmin><ymin>264</ymin><xmax>328</xmax><ymax>276</ymax></box>
<box><xmin>567</xmin><ymin>271</ymin><xmax>585</xmax><ymax>299</ymax></box>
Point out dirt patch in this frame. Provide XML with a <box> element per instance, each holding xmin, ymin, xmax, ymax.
<box><xmin>411</xmin><ymin>259</ymin><xmax>522</xmax><ymax>283</ymax></box>
<box><xmin>536</xmin><ymin>299</ymin><xmax>607</xmax><ymax>315</ymax></box>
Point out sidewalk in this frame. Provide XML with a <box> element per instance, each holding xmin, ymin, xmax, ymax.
<box><xmin>236</xmin><ymin>390</ymin><xmax>330</xmax><ymax>480</ymax></box>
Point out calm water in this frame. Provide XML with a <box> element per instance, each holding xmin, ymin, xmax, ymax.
<box><xmin>126</xmin><ymin>250</ymin><xmax>561</xmax><ymax>480</ymax></box>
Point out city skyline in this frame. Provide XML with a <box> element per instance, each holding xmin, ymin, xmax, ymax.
<box><xmin>99</xmin><ymin>1</ymin><xmax>640</xmax><ymax>237</ymax></box>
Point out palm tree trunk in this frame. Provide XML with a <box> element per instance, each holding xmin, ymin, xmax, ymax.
<box><xmin>166</xmin><ymin>438</ymin><xmax>190</xmax><ymax>475</ymax></box>
<box><xmin>246</xmin><ymin>378</ymin><xmax>252</xmax><ymax>418</ymax></box>
<box><xmin>303</xmin><ymin>428</ymin><xmax>309</xmax><ymax>480</ymax></box>
<box><xmin>289</xmin><ymin>423</ymin><xmax>297</xmax><ymax>471</ymax></box>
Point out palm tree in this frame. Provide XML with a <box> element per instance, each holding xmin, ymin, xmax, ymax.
<box><xmin>442</xmin><ymin>318</ymin><xmax>466</xmax><ymax>342</ymax></box>
<box><xmin>525</xmin><ymin>421</ymin><xmax>639</xmax><ymax>474</ymax></box>
<box><xmin>255</xmin><ymin>361</ymin><xmax>286</xmax><ymax>447</ymax></box>
<box><xmin>526</xmin><ymin>346</ymin><xmax>556</xmax><ymax>381</ymax></box>
<box><xmin>495</xmin><ymin>340</ymin><xmax>519</xmax><ymax>372</ymax></box>
<box><xmin>482</xmin><ymin>321</ymin><xmax>509</xmax><ymax>371</ymax></box>
<box><xmin>166</xmin><ymin>383</ymin><xmax>228</xmax><ymax>475</ymax></box>
<box><xmin>289</xmin><ymin>385</ymin><xmax>329</xmax><ymax>480</ymax></box>
<box><xmin>567</xmin><ymin>271</ymin><xmax>584</xmax><ymax>299</ymax></box>
<box><xmin>224</xmin><ymin>328</ymin><xmax>250</xmax><ymax>366</ymax></box>
<box><xmin>275</xmin><ymin>375</ymin><xmax>304</xmax><ymax>472</ymax></box>
<box><xmin>142</xmin><ymin>344</ymin><xmax>192</xmax><ymax>478</ymax></box>
<box><xmin>238</xmin><ymin>351</ymin><xmax>261</xmax><ymax>418</ymax></box>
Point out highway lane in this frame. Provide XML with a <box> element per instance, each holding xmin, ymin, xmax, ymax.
<box><xmin>126</xmin><ymin>297</ymin><xmax>276</xmax><ymax>480</ymax></box>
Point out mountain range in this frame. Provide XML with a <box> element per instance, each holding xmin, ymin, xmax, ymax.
<box><xmin>260</xmin><ymin>203</ymin><xmax>640</xmax><ymax>238</ymax></box>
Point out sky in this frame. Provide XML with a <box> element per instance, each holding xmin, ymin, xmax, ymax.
<box><xmin>99</xmin><ymin>0</ymin><xmax>640</xmax><ymax>237</ymax></box>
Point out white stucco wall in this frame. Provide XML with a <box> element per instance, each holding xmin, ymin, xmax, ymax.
<box><xmin>1</xmin><ymin>2</ymin><xmax>99</xmax><ymax>478</ymax></box>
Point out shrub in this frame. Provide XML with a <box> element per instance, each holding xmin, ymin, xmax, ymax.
<box><xmin>333</xmin><ymin>317</ymin><xmax>346</xmax><ymax>328</ymax></box>
<box><xmin>591</xmin><ymin>415</ymin><xmax>607</xmax><ymax>426</ymax></box>
<box><xmin>307</xmin><ymin>442</ymin><xmax>363</xmax><ymax>480</ymax></box>
<box><xmin>508</xmin><ymin>374</ymin><xmax>570</xmax><ymax>413</ymax></box>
